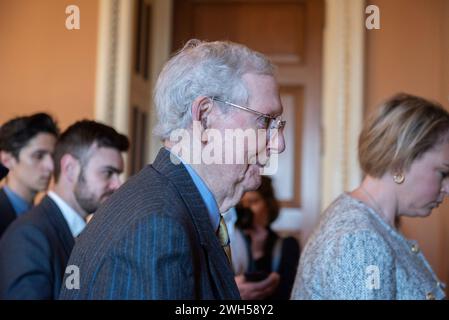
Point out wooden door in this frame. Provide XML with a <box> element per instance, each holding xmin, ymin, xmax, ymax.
<box><xmin>172</xmin><ymin>0</ymin><xmax>323</xmax><ymax>237</ymax></box>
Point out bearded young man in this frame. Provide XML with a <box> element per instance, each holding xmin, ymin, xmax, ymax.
<box><xmin>0</xmin><ymin>120</ymin><xmax>129</xmax><ymax>299</ymax></box>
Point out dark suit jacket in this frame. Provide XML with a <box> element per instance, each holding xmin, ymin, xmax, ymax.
<box><xmin>0</xmin><ymin>188</ymin><xmax>17</xmax><ymax>239</ymax></box>
<box><xmin>59</xmin><ymin>148</ymin><xmax>240</xmax><ymax>300</ymax></box>
<box><xmin>0</xmin><ymin>196</ymin><xmax>74</xmax><ymax>299</ymax></box>
<box><xmin>0</xmin><ymin>164</ymin><xmax>8</xmax><ymax>181</ymax></box>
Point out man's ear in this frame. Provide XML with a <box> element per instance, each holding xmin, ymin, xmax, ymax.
<box><xmin>191</xmin><ymin>96</ymin><xmax>215</xmax><ymax>143</ymax></box>
<box><xmin>59</xmin><ymin>154</ymin><xmax>81</xmax><ymax>184</ymax></box>
<box><xmin>0</xmin><ymin>150</ymin><xmax>18</xmax><ymax>170</ymax></box>
<box><xmin>191</xmin><ymin>96</ymin><xmax>214</xmax><ymax>130</ymax></box>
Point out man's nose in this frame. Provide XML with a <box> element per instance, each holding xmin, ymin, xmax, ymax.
<box><xmin>43</xmin><ymin>154</ymin><xmax>54</xmax><ymax>172</ymax></box>
<box><xmin>109</xmin><ymin>174</ymin><xmax>122</xmax><ymax>191</ymax></box>
<box><xmin>267</xmin><ymin>129</ymin><xmax>286</xmax><ymax>155</ymax></box>
<box><xmin>441</xmin><ymin>178</ymin><xmax>449</xmax><ymax>195</ymax></box>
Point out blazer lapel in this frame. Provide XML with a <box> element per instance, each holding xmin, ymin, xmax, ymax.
<box><xmin>40</xmin><ymin>196</ymin><xmax>75</xmax><ymax>258</ymax></box>
<box><xmin>152</xmin><ymin>148</ymin><xmax>240</xmax><ymax>299</ymax></box>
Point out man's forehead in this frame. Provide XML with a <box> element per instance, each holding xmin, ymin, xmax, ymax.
<box><xmin>86</xmin><ymin>146</ymin><xmax>123</xmax><ymax>166</ymax></box>
<box><xmin>242</xmin><ymin>73</ymin><xmax>282</xmax><ymax>115</ymax></box>
<box><xmin>85</xmin><ymin>145</ymin><xmax>113</xmax><ymax>157</ymax></box>
<box><xmin>242</xmin><ymin>73</ymin><xmax>278</xmax><ymax>90</ymax></box>
<box><xmin>22</xmin><ymin>133</ymin><xmax>56</xmax><ymax>151</ymax></box>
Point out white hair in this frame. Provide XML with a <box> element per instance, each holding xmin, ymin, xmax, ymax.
<box><xmin>153</xmin><ymin>39</ymin><xmax>275</xmax><ymax>140</ymax></box>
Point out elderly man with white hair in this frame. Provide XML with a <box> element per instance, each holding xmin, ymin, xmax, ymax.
<box><xmin>59</xmin><ymin>39</ymin><xmax>286</xmax><ymax>300</ymax></box>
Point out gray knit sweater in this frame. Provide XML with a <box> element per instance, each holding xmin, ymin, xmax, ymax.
<box><xmin>291</xmin><ymin>193</ymin><xmax>446</xmax><ymax>300</ymax></box>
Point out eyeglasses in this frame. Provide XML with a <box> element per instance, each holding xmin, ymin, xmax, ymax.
<box><xmin>210</xmin><ymin>97</ymin><xmax>286</xmax><ymax>132</ymax></box>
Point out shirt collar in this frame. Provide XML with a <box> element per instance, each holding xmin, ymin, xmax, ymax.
<box><xmin>3</xmin><ymin>185</ymin><xmax>32</xmax><ymax>216</ymax></box>
<box><xmin>47</xmin><ymin>191</ymin><xmax>86</xmax><ymax>238</ymax></box>
<box><xmin>167</xmin><ymin>148</ymin><xmax>221</xmax><ymax>231</ymax></box>
<box><xmin>223</xmin><ymin>207</ymin><xmax>237</xmax><ymax>241</ymax></box>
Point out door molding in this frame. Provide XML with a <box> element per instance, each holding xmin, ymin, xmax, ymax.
<box><xmin>94</xmin><ymin>0</ymin><xmax>172</xmax><ymax>168</ymax></box>
<box><xmin>321</xmin><ymin>0</ymin><xmax>365</xmax><ymax>211</ymax></box>
<box><xmin>94</xmin><ymin>0</ymin><xmax>133</xmax><ymax>134</ymax></box>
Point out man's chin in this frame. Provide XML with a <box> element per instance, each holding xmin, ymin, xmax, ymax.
<box><xmin>35</xmin><ymin>181</ymin><xmax>51</xmax><ymax>192</ymax></box>
<box><xmin>245</xmin><ymin>170</ymin><xmax>262</xmax><ymax>191</ymax></box>
<box><xmin>254</xmin><ymin>173</ymin><xmax>262</xmax><ymax>189</ymax></box>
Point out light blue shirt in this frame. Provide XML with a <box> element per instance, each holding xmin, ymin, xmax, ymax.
<box><xmin>3</xmin><ymin>185</ymin><xmax>32</xmax><ymax>216</ymax></box>
<box><xmin>168</xmin><ymin>149</ymin><xmax>220</xmax><ymax>231</ymax></box>
<box><xmin>48</xmin><ymin>191</ymin><xmax>86</xmax><ymax>238</ymax></box>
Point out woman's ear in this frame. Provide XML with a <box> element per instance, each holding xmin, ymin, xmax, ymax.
<box><xmin>390</xmin><ymin>164</ymin><xmax>405</xmax><ymax>184</ymax></box>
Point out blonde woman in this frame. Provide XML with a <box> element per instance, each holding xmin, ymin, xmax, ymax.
<box><xmin>291</xmin><ymin>93</ymin><xmax>447</xmax><ymax>300</ymax></box>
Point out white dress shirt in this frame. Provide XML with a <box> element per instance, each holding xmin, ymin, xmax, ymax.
<box><xmin>47</xmin><ymin>191</ymin><xmax>86</xmax><ymax>238</ymax></box>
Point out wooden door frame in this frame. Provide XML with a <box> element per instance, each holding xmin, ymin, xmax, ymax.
<box><xmin>321</xmin><ymin>0</ymin><xmax>365</xmax><ymax>213</ymax></box>
<box><xmin>94</xmin><ymin>0</ymin><xmax>133</xmax><ymax>137</ymax></box>
<box><xmin>94</xmin><ymin>0</ymin><xmax>173</xmax><ymax>176</ymax></box>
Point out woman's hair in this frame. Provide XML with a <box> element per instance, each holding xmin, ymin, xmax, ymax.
<box><xmin>257</xmin><ymin>176</ymin><xmax>280</xmax><ymax>224</ymax></box>
<box><xmin>153</xmin><ymin>39</ymin><xmax>274</xmax><ymax>140</ymax></box>
<box><xmin>359</xmin><ymin>93</ymin><xmax>449</xmax><ymax>177</ymax></box>
<box><xmin>236</xmin><ymin>176</ymin><xmax>280</xmax><ymax>228</ymax></box>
